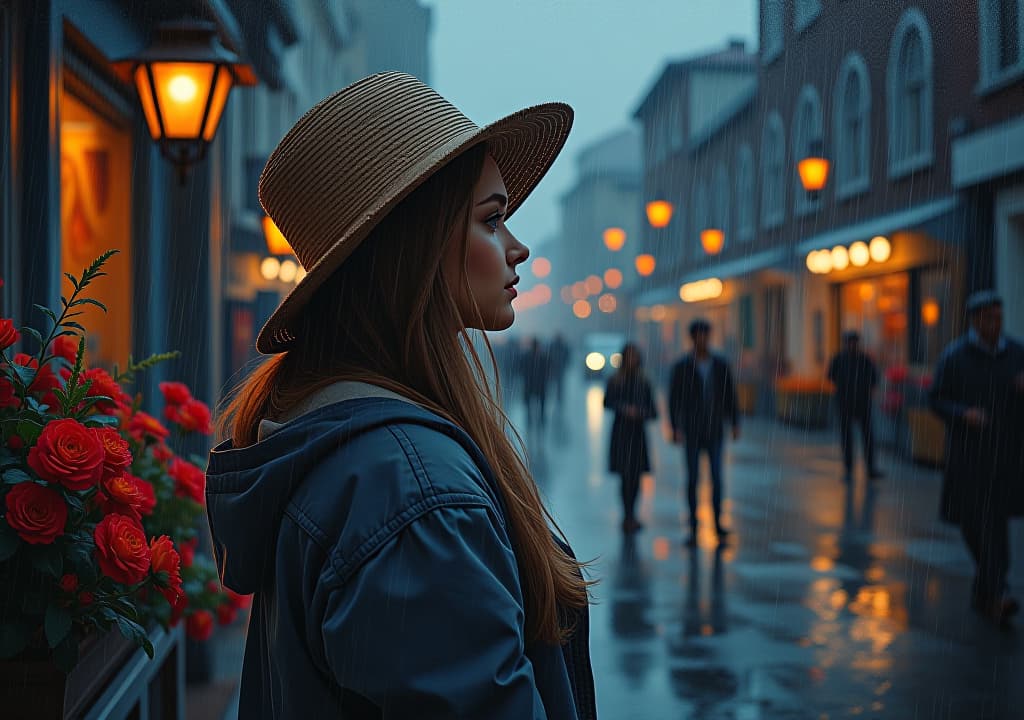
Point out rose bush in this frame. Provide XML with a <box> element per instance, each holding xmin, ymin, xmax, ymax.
<box><xmin>0</xmin><ymin>251</ymin><xmax>249</xmax><ymax>671</ymax></box>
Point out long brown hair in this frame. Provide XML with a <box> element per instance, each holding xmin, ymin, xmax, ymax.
<box><xmin>217</xmin><ymin>143</ymin><xmax>590</xmax><ymax>645</ymax></box>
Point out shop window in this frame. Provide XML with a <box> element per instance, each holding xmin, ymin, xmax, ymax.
<box><xmin>834</xmin><ymin>52</ymin><xmax>871</xmax><ymax>199</ymax></box>
<box><xmin>60</xmin><ymin>89</ymin><xmax>133</xmax><ymax>371</ymax></box>
<box><xmin>792</xmin><ymin>85</ymin><xmax>823</xmax><ymax>217</ymax></box>
<box><xmin>840</xmin><ymin>273</ymin><xmax>910</xmax><ymax>371</ymax></box>
<box><xmin>979</xmin><ymin>0</ymin><xmax>1024</xmax><ymax>92</ymax></box>
<box><xmin>916</xmin><ymin>268</ymin><xmax>955</xmax><ymax>366</ymax></box>
<box><xmin>760</xmin><ymin>112</ymin><xmax>786</xmax><ymax>229</ymax></box>
<box><xmin>887</xmin><ymin>8</ymin><xmax>934</xmax><ymax>178</ymax></box>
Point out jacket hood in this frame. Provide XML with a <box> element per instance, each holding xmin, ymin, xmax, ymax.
<box><xmin>205</xmin><ymin>396</ymin><xmax>453</xmax><ymax>594</ymax></box>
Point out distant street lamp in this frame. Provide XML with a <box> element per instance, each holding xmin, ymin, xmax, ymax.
<box><xmin>869</xmin><ymin>236</ymin><xmax>892</xmax><ymax>262</ymax></box>
<box><xmin>634</xmin><ymin>254</ymin><xmax>656</xmax><ymax>276</ymax></box>
<box><xmin>262</xmin><ymin>216</ymin><xmax>293</xmax><ymax>256</ymax></box>
<box><xmin>797</xmin><ymin>139</ymin><xmax>830</xmax><ymax>201</ymax></box>
<box><xmin>645</xmin><ymin>199</ymin><xmax>674</xmax><ymax>228</ymax></box>
<box><xmin>700</xmin><ymin>228</ymin><xmax>724</xmax><ymax>255</ymax></box>
<box><xmin>603</xmin><ymin>228</ymin><xmax>626</xmax><ymax>251</ymax></box>
<box><xmin>113</xmin><ymin>20</ymin><xmax>257</xmax><ymax>183</ymax></box>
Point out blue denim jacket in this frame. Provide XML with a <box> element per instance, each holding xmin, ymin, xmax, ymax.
<box><xmin>205</xmin><ymin>394</ymin><xmax>595</xmax><ymax>719</ymax></box>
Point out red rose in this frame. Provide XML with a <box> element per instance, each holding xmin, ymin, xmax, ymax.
<box><xmin>216</xmin><ymin>603</ymin><xmax>238</xmax><ymax>626</ymax></box>
<box><xmin>93</xmin><ymin>513</ymin><xmax>151</xmax><ymax>585</ymax></box>
<box><xmin>0</xmin><ymin>318</ymin><xmax>20</xmax><ymax>350</ymax></box>
<box><xmin>6</xmin><ymin>434</ymin><xmax>24</xmax><ymax>450</ymax></box>
<box><xmin>134</xmin><ymin>476</ymin><xmax>156</xmax><ymax>516</ymax></box>
<box><xmin>59</xmin><ymin>574</ymin><xmax>79</xmax><ymax>593</ymax></box>
<box><xmin>186</xmin><ymin>610</ymin><xmax>214</xmax><ymax>641</ymax></box>
<box><xmin>78</xmin><ymin>591</ymin><xmax>95</xmax><ymax>606</ymax></box>
<box><xmin>95</xmin><ymin>427</ymin><xmax>133</xmax><ymax>479</ymax></box>
<box><xmin>149</xmin><ymin>535</ymin><xmax>183</xmax><ymax>605</ymax></box>
<box><xmin>152</xmin><ymin>442</ymin><xmax>174</xmax><ymax>463</ymax></box>
<box><xmin>127</xmin><ymin>412</ymin><xmax>169</xmax><ymax>443</ymax></box>
<box><xmin>81</xmin><ymin>368</ymin><xmax>129</xmax><ymax>413</ymax></box>
<box><xmin>169</xmin><ymin>458</ymin><xmax>205</xmax><ymax>504</ymax></box>
<box><xmin>27</xmin><ymin>418</ymin><xmax>105</xmax><ymax>490</ymax></box>
<box><xmin>99</xmin><ymin>474</ymin><xmax>147</xmax><ymax>520</ymax></box>
<box><xmin>0</xmin><ymin>379</ymin><xmax>18</xmax><ymax>409</ymax></box>
<box><xmin>14</xmin><ymin>354</ymin><xmax>60</xmax><ymax>396</ymax></box>
<box><xmin>174</xmin><ymin>398</ymin><xmax>213</xmax><ymax>435</ymax></box>
<box><xmin>4</xmin><ymin>482</ymin><xmax>67</xmax><ymax>544</ymax></box>
<box><xmin>159</xmin><ymin>381</ymin><xmax>192</xmax><ymax>406</ymax></box>
<box><xmin>179</xmin><ymin>536</ymin><xmax>197</xmax><ymax>568</ymax></box>
<box><xmin>170</xmin><ymin>592</ymin><xmax>188</xmax><ymax>626</ymax></box>
<box><xmin>49</xmin><ymin>335</ymin><xmax>79</xmax><ymax>364</ymax></box>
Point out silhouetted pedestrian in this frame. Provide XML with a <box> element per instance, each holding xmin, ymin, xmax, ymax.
<box><xmin>828</xmin><ymin>330</ymin><xmax>883</xmax><ymax>483</ymax></box>
<box><xmin>520</xmin><ymin>337</ymin><xmax>550</xmax><ymax>428</ymax></box>
<box><xmin>669</xmin><ymin>319</ymin><xmax>740</xmax><ymax>547</ymax></box>
<box><xmin>929</xmin><ymin>290</ymin><xmax>1024</xmax><ymax>626</ymax></box>
<box><xmin>548</xmin><ymin>332</ymin><xmax>570</xmax><ymax>410</ymax></box>
<box><xmin>604</xmin><ymin>344</ymin><xmax>657</xmax><ymax>533</ymax></box>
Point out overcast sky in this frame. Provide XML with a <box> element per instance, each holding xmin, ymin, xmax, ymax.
<box><xmin>421</xmin><ymin>0</ymin><xmax>757</xmax><ymax>251</ymax></box>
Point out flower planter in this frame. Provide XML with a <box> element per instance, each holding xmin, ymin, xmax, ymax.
<box><xmin>907</xmin><ymin>407</ymin><xmax>945</xmax><ymax>467</ymax></box>
<box><xmin>774</xmin><ymin>379</ymin><xmax>833</xmax><ymax>429</ymax></box>
<box><xmin>0</xmin><ymin>627</ymin><xmax>136</xmax><ymax>719</ymax></box>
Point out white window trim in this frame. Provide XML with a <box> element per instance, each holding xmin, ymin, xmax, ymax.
<box><xmin>834</xmin><ymin>52</ymin><xmax>872</xmax><ymax>200</ymax></box>
<box><xmin>978</xmin><ymin>0</ymin><xmax>1024</xmax><ymax>94</ymax></box>
<box><xmin>736</xmin><ymin>144</ymin><xmax>756</xmax><ymax>243</ymax></box>
<box><xmin>887</xmin><ymin>7</ymin><xmax>935</xmax><ymax>179</ymax></box>
<box><xmin>795</xmin><ymin>0</ymin><xmax>822</xmax><ymax>33</ymax></box>
<box><xmin>761</xmin><ymin>112</ymin><xmax>786</xmax><ymax>230</ymax></box>
<box><xmin>793</xmin><ymin>85</ymin><xmax>824</xmax><ymax>218</ymax></box>
<box><xmin>763</xmin><ymin>0</ymin><xmax>784</xmax><ymax>65</ymax></box>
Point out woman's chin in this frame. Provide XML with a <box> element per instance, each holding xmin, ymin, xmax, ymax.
<box><xmin>484</xmin><ymin>305</ymin><xmax>516</xmax><ymax>332</ymax></box>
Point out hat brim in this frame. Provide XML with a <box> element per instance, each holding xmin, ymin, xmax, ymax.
<box><xmin>254</xmin><ymin>102</ymin><xmax>573</xmax><ymax>354</ymax></box>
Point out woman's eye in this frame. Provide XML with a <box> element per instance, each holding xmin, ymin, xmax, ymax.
<box><xmin>485</xmin><ymin>213</ymin><xmax>503</xmax><ymax>232</ymax></box>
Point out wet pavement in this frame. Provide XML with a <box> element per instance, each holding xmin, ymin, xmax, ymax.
<box><xmin>512</xmin><ymin>373</ymin><xmax>1024</xmax><ymax>720</ymax></box>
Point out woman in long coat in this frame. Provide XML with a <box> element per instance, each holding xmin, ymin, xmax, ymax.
<box><xmin>604</xmin><ymin>344</ymin><xmax>657</xmax><ymax>532</ymax></box>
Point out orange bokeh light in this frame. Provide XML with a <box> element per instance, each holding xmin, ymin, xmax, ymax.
<box><xmin>646</xmin><ymin>200</ymin><xmax>674</xmax><ymax>228</ymax></box>
<box><xmin>634</xmin><ymin>254</ymin><xmax>656</xmax><ymax>276</ymax></box>
<box><xmin>531</xmin><ymin>257</ymin><xmax>551</xmax><ymax>278</ymax></box>
<box><xmin>798</xmin><ymin>156</ymin><xmax>831</xmax><ymax>192</ymax></box>
<box><xmin>598</xmin><ymin>293</ymin><xmax>617</xmax><ymax>313</ymax></box>
<box><xmin>700</xmin><ymin>228</ymin><xmax>724</xmax><ymax>255</ymax></box>
<box><xmin>572</xmin><ymin>300</ymin><xmax>592</xmax><ymax>319</ymax></box>
<box><xmin>584</xmin><ymin>275</ymin><xmax>603</xmax><ymax>295</ymax></box>
<box><xmin>604</xmin><ymin>268</ymin><xmax>623</xmax><ymax>289</ymax></box>
<box><xmin>603</xmin><ymin>227</ymin><xmax>626</xmax><ymax>251</ymax></box>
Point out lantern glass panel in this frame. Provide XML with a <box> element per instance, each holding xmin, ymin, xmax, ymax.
<box><xmin>151</xmin><ymin>62</ymin><xmax>216</xmax><ymax>139</ymax></box>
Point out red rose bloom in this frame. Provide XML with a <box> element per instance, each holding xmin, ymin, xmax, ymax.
<box><xmin>134</xmin><ymin>475</ymin><xmax>157</xmax><ymax>516</ymax></box>
<box><xmin>4</xmin><ymin>482</ymin><xmax>67</xmax><ymax>544</ymax></box>
<box><xmin>186</xmin><ymin>610</ymin><xmax>214</xmax><ymax>641</ymax></box>
<box><xmin>170</xmin><ymin>592</ymin><xmax>188</xmax><ymax>626</ymax></box>
<box><xmin>13</xmin><ymin>353</ymin><xmax>60</xmax><ymax>396</ymax></box>
<box><xmin>59</xmin><ymin>574</ymin><xmax>79</xmax><ymax>593</ymax></box>
<box><xmin>93</xmin><ymin>513</ymin><xmax>151</xmax><ymax>585</ymax></box>
<box><xmin>127</xmin><ymin>411</ymin><xmax>169</xmax><ymax>443</ymax></box>
<box><xmin>6</xmin><ymin>434</ymin><xmax>24</xmax><ymax>450</ymax></box>
<box><xmin>27</xmin><ymin>418</ymin><xmax>105</xmax><ymax>490</ymax></box>
<box><xmin>78</xmin><ymin>591</ymin><xmax>95</xmax><ymax>606</ymax></box>
<box><xmin>81</xmin><ymin>367</ymin><xmax>129</xmax><ymax>413</ymax></box>
<box><xmin>179</xmin><ymin>536</ymin><xmax>197</xmax><ymax>568</ymax></box>
<box><xmin>0</xmin><ymin>379</ymin><xmax>18</xmax><ymax>409</ymax></box>
<box><xmin>149</xmin><ymin>535</ymin><xmax>183</xmax><ymax>605</ymax></box>
<box><xmin>151</xmin><ymin>442</ymin><xmax>173</xmax><ymax>463</ymax></box>
<box><xmin>159</xmin><ymin>381</ymin><xmax>192</xmax><ymax>406</ymax></box>
<box><xmin>95</xmin><ymin>427</ymin><xmax>133</xmax><ymax>479</ymax></box>
<box><xmin>49</xmin><ymin>335</ymin><xmax>79</xmax><ymax>364</ymax></box>
<box><xmin>174</xmin><ymin>398</ymin><xmax>213</xmax><ymax>435</ymax></box>
<box><xmin>99</xmin><ymin>474</ymin><xmax>147</xmax><ymax>520</ymax></box>
<box><xmin>169</xmin><ymin>458</ymin><xmax>205</xmax><ymax>504</ymax></box>
<box><xmin>216</xmin><ymin>603</ymin><xmax>238</xmax><ymax>626</ymax></box>
<box><xmin>0</xmin><ymin>318</ymin><xmax>20</xmax><ymax>350</ymax></box>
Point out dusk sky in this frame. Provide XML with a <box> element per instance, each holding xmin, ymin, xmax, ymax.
<box><xmin>422</xmin><ymin>0</ymin><xmax>757</xmax><ymax>252</ymax></box>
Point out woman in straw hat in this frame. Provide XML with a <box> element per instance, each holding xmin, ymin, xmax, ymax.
<box><xmin>205</xmin><ymin>73</ymin><xmax>596</xmax><ymax>718</ymax></box>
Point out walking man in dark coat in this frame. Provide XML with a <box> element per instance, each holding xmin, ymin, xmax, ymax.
<box><xmin>828</xmin><ymin>330</ymin><xmax>883</xmax><ymax>483</ymax></box>
<box><xmin>669</xmin><ymin>319</ymin><xmax>740</xmax><ymax>547</ymax></box>
<box><xmin>929</xmin><ymin>290</ymin><xmax>1024</xmax><ymax>625</ymax></box>
<box><xmin>520</xmin><ymin>337</ymin><xmax>551</xmax><ymax>429</ymax></box>
<box><xmin>547</xmin><ymin>332</ymin><xmax>570</xmax><ymax>411</ymax></box>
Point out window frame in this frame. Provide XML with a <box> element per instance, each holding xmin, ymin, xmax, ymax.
<box><xmin>795</xmin><ymin>0</ymin><xmax>822</xmax><ymax>33</ymax></box>
<box><xmin>834</xmin><ymin>52</ymin><xmax>871</xmax><ymax>200</ymax></box>
<box><xmin>793</xmin><ymin>85</ymin><xmax>824</xmax><ymax>218</ymax></box>
<box><xmin>712</xmin><ymin>162</ymin><xmax>731</xmax><ymax>244</ymax></box>
<box><xmin>760</xmin><ymin>111</ymin><xmax>786</xmax><ymax>230</ymax></box>
<box><xmin>887</xmin><ymin>7</ymin><xmax>935</xmax><ymax>179</ymax></box>
<box><xmin>763</xmin><ymin>0</ymin><xmax>784</xmax><ymax>65</ymax></box>
<box><xmin>693</xmin><ymin>181</ymin><xmax>709</xmax><ymax>261</ymax></box>
<box><xmin>978</xmin><ymin>0</ymin><xmax>1024</xmax><ymax>94</ymax></box>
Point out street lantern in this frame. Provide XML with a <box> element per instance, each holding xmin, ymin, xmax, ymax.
<box><xmin>603</xmin><ymin>227</ymin><xmax>626</xmax><ymax>251</ymax></box>
<box><xmin>113</xmin><ymin>20</ymin><xmax>257</xmax><ymax>183</ymax></box>
<box><xmin>700</xmin><ymin>228</ymin><xmax>724</xmax><ymax>255</ymax></box>
<box><xmin>645</xmin><ymin>199</ymin><xmax>674</xmax><ymax>228</ymax></box>
<box><xmin>262</xmin><ymin>216</ymin><xmax>293</xmax><ymax>256</ymax></box>
<box><xmin>798</xmin><ymin>140</ymin><xmax>830</xmax><ymax>200</ymax></box>
<box><xmin>634</xmin><ymin>254</ymin><xmax>656</xmax><ymax>276</ymax></box>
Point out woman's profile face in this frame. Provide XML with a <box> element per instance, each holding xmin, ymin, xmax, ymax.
<box><xmin>447</xmin><ymin>154</ymin><xmax>529</xmax><ymax>331</ymax></box>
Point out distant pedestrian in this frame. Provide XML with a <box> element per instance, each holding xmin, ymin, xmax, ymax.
<box><xmin>548</xmin><ymin>332</ymin><xmax>570</xmax><ymax>410</ymax></box>
<box><xmin>827</xmin><ymin>330</ymin><xmax>883</xmax><ymax>483</ymax></box>
<box><xmin>929</xmin><ymin>290</ymin><xmax>1024</xmax><ymax>625</ymax></box>
<box><xmin>669</xmin><ymin>319</ymin><xmax>740</xmax><ymax>547</ymax></box>
<box><xmin>520</xmin><ymin>336</ymin><xmax>551</xmax><ymax>428</ymax></box>
<box><xmin>604</xmin><ymin>343</ymin><xmax>657</xmax><ymax>533</ymax></box>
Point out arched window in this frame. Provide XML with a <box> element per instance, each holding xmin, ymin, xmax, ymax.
<box><xmin>763</xmin><ymin>0</ymin><xmax>784</xmax><ymax>64</ymax></box>
<box><xmin>792</xmin><ymin>85</ymin><xmax>823</xmax><ymax>216</ymax></box>
<box><xmin>979</xmin><ymin>0</ymin><xmax>1024</xmax><ymax>91</ymax></box>
<box><xmin>888</xmin><ymin>8</ymin><xmax>934</xmax><ymax>177</ymax></box>
<box><xmin>693</xmin><ymin>182</ymin><xmax>709</xmax><ymax>260</ymax></box>
<box><xmin>761</xmin><ymin>112</ymin><xmax>786</xmax><ymax>229</ymax></box>
<box><xmin>795</xmin><ymin>0</ymin><xmax>821</xmax><ymax>32</ymax></box>
<box><xmin>735</xmin><ymin>144</ymin><xmax>755</xmax><ymax>242</ymax></box>
<box><xmin>834</xmin><ymin>52</ymin><xmax>871</xmax><ymax>198</ymax></box>
<box><xmin>712</xmin><ymin>164</ymin><xmax>730</xmax><ymax>244</ymax></box>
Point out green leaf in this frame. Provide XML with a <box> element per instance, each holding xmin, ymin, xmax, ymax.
<box><xmin>31</xmin><ymin>543</ymin><xmax>63</xmax><ymax>578</ymax></box>
<box><xmin>69</xmin><ymin>297</ymin><xmax>107</xmax><ymax>313</ymax></box>
<box><xmin>33</xmin><ymin>302</ymin><xmax>60</xmax><ymax>324</ymax></box>
<box><xmin>61</xmin><ymin>321</ymin><xmax>86</xmax><ymax>333</ymax></box>
<box><xmin>0</xmin><ymin>521</ymin><xmax>19</xmax><ymax>561</ymax></box>
<box><xmin>114</xmin><ymin>615</ymin><xmax>153</xmax><ymax>658</ymax></box>
<box><xmin>16</xmin><ymin>419</ymin><xmax>43</xmax><ymax>445</ymax></box>
<box><xmin>0</xmin><ymin>622</ymin><xmax>29</xmax><ymax>659</ymax></box>
<box><xmin>85</xmin><ymin>414</ymin><xmax>120</xmax><ymax>427</ymax></box>
<box><xmin>63</xmin><ymin>272</ymin><xmax>80</xmax><ymax>291</ymax></box>
<box><xmin>21</xmin><ymin>327</ymin><xmax>44</xmax><ymax>348</ymax></box>
<box><xmin>63</xmin><ymin>493</ymin><xmax>86</xmax><ymax>516</ymax></box>
<box><xmin>52</xmin><ymin>631</ymin><xmax>79</xmax><ymax>672</ymax></box>
<box><xmin>9</xmin><ymin>363</ymin><xmax>36</xmax><ymax>387</ymax></box>
<box><xmin>45</xmin><ymin>604</ymin><xmax>73</xmax><ymax>648</ymax></box>
<box><xmin>2</xmin><ymin>467</ymin><xmax>31</xmax><ymax>484</ymax></box>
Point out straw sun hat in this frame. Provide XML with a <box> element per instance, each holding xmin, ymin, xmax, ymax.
<box><xmin>255</xmin><ymin>71</ymin><xmax>574</xmax><ymax>354</ymax></box>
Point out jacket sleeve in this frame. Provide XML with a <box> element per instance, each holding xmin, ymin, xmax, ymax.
<box><xmin>723</xmin><ymin>362</ymin><xmax>740</xmax><ymax>429</ymax></box>
<box><xmin>642</xmin><ymin>379</ymin><xmax>657</xmax><ymax>420</ymax></box>
<box><xmin>320</xmin><ymin>504</ymin><xmax>548</xmax><ymax>719</ymax></box>
<box><xmin>668</xmin><ymin>363</ymin><xmax>684</xmax><ymax>432</ymax></box>
<box><xmin>603</xmin><ymin>377</ymin><xmax>619</xmax><ymax>411</ymax></box>
<box><xmin>929</xmin><ymin>349</ymin><xmax>968</xmax><ymax>423</ymax></box>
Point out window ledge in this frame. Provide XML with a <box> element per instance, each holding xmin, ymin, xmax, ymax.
<box><xmin>889</xmin><ymin>151</ymin><xmax>934</xmax><ymax>180</ymax></box>
<box><xmin>975</xmin><ymin>66</ymin><xmax>1024</xmax><ymax>97</ymax></box>
<box><xmin>837</xmin><ymin>176</ymin><xmax>871</xmax><ymax>200</ymax></box>
<box><xmin>762</xmin><ymin>46</ymin><xmax>783</xmax><ymax>66</ymax></box>
<box><xmin>761</xmin><ymin>213</ymin><xmax>785</xmax><ymax>231</ymax></box>
<box><xmin>794</xmin><ymin>201</ymin><xmax>822</xmax><ymax>218</ymax></box>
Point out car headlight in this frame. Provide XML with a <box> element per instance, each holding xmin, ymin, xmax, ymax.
<box><xmin>585</xmin><ymin>352</ymin><xmax>606</xmax><ymax>371</ymax></box>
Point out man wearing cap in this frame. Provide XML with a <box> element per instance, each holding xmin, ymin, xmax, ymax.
<box><xmin>669</xmin><ymin>318</ymin><xmax>740</xmax><ymax>547</ymax></box>
<box><xmin>828</xmin><ymin>330</ymin><xmax>883</xmax><ymax>483</ymax></box>
<box><xmin>929</xmin><ymin>290</ymin><xmax>1024</xmax><ymax>625</ymax></box>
